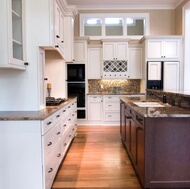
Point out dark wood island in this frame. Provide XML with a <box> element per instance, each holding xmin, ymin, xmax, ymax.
<box><xmin>120</xmin><ymin>96</ymin><xmax>190</xmax><ymax>189</ymax></box>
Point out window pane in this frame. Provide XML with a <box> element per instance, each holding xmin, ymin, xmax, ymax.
<box><xmin>105</xmin><ymin>18</ymin><xmax>123</xmax><ymax>36</ymax></box>
<box><xmin>84</xmin><ymin>18</ymin><xmax>102</xmax><ymax>36</ymax></box>
<box><xmin>127</xmin><ymin>18</ymin><xmax>145</xmax><ymax>36</ymax></box>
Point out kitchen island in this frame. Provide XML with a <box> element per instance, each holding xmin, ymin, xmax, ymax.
<box><xmin>120</xmin><ymin>96</ymin><xmax>190</xmax><ymax>189</ymax></box>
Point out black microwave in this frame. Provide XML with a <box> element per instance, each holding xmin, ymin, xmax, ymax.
<box><xmin>67</xmin><ymin>64</ymin><xmax>85</xmax><ymax>81</ymax></box>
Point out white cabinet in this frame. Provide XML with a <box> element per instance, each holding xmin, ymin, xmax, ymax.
<box><xmin>147</xmin><ymin>38</ymin><xmax>181</xmax><ymax>59</ymax></box>
<box><xmin>64</xmin><ymin>17</ymin><xmax>74</xmax><ymax>62</ymax></box>
<box><xmin>103</xmin><ymin>42</ymin><xmax>128</xmax><ymax>60</ymax></box>
<box><xmin>128</xmin><ymin>47</ymin><xmax>143</xmax><ymax>79</ymax></box>
<box><xmin>54</xmin><ymin>2</ymin><xmax>64</xmax><ymax>52</ymax></box>
<box><xmin>147</xmin><ymin>61</ymin><xmax>162</xmax><ymax>80</ymax></box>
<box><xmin>87</xmin><ymin>95</ymin><xmax>102</xmax><ymax>121</ymax></box>
<box><xmin>87</xmin><ymin>47</ymin><xmax>102</xmax><ymax>79</ymax></box>
<box><xmin>0</xmin><ymin>99</ymin><xmax>77</xmax><ymax>189</ymax></box>
<box><xmin>163</xmin><ymin>61</ymin><xmax>179</xmax><ymax>91</ymax></box>
<box><xmin>74</xmin><ymin>38</ymin><xmax>88</xmax><ymax>63</ymax></box>
<box><xmin>103</xmin><ymin>95</ymin><xmax>124</xmax><ymax>123</ymax></box>
<box><xmin>0</xmin><ymin>0</ymin><xmax>27</xmax><ymax>69</ymax></box>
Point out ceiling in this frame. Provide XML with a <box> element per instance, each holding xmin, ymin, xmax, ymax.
<box><xmin>66</xmin><ymin>0</ymin><xmax>184</xmax><ymax>10</ymax></box>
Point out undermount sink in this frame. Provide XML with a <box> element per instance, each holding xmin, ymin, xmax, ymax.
<box><xmin>133</xmin><ymin>101</ymin><xmax>165</xmax><ymax>107</ymax></box>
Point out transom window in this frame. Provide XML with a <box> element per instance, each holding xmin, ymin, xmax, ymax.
<box><xmin>80</xmin><ymin>13</ymin><xmax>150</xmax><ymax>39</ymax></box>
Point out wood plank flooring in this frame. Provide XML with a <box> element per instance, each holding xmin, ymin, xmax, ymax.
<box><xmin>52</xmin><ymin>126</ymin><xmax>142</xmax><ymax>189</ymax></box>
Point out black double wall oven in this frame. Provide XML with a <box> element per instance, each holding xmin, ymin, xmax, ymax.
<box><xmin>67</xmin><ymin>64</ymin><xmax>86</xmax><ymax>119</ymax></box>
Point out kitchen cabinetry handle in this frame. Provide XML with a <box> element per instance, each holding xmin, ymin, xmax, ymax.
<box><xmin>64</xmin><ymin>124</ymin><xmax>67</xmax><ymax>127</ymax></box>
<box><xmin>44</xmin><ymin>78</ymin><xmax>48</xmax><ymax>81</ymax></box>
<box><xmin>55</xmin><ymin>45</ymin><xmax>59</xmax><ymax>48</ymax></box>
<box><xmin>47</xmin><ymin>142</ymin><xmax>52</xmax><ymax>146</ymax></box>
<box><xmin>64</xmin><ymin>143</ymin><xmax>67</xmax><ymax>146</ymax></box>
<box><xmin>57</xmin><ymin>132</ymin><xmax>60</xmax><ymax>135</ymax></box>
<box><xmin>57</xmin><ymin>153</ymin><xmax>61</xmax><ymax>157</ymax></box>
<box><xmin>56</xmin><ymin>35</ymin><xmax>60</xmax><ymax>38</ymax></box>
<box><xmin>56</xmin><ymin>115</ymin><xmax>60</xmax><ymax>118</ymax></box>
<box><xmin>48</xmin><ymin>168</ymin><xmax>53</xmax><ymax>173</ymax></box>
<box><xmin>125</xmin><ymin>116</ymin><xmax>132</xmax><ymax>119</ymax></box>
<box><xmin>47</xmin><ymin>121</ymin><xmax>52</xmax><ymax>125</ymax></box>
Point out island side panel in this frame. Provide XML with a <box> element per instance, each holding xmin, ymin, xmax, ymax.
<box><xmin>145</xmin><ymin>117</ymin><xmax>190</xmax><ymax>188</ymax></box>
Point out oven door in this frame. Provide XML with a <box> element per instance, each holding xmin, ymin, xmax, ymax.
<box><xmin>67</xmin><ymin>82</ymin><xmax>85</xmax><ymax>107</ymax></box>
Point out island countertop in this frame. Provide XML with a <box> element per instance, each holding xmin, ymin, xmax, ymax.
<box><xmin>120</xmin><ymin>96</ymin><xmax>190</xmax><ymax>118</ymax></box>
<box><xmin>0</xmin><ymin>97</ymin><xmax>76</xmax><ymax>121</ymax></box>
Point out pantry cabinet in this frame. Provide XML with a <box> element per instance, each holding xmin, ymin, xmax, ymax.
<box><xmin>103</xmin><ymin>41</ymin><xmax>128</xmax><ymax>60</ymax></box>
<box><xmin>0</xmin><ymin>0</ymin><xmax>27</xmax><ymax>69</ymax></box>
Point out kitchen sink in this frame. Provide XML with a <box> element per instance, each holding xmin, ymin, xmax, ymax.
<box><xmin>133</xmin><ymin>101</ymin><xmax>165</xmax><ymax>107</ymax></box>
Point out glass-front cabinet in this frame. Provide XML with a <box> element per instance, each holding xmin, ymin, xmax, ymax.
<box><xmin>0</xmin><ymin>0</ymin><xmax>26</xmax><ymax>70</ymax></box>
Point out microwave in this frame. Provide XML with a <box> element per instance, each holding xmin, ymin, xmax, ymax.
<box><xmin>67</xmin><ymin>64</ymin><xmax>85</xmax><ymax>81</ymax></box>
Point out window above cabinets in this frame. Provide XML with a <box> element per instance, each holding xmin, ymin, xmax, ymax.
<box><xmin>80</xmin><ymin>13</ymin><xmax>150</xmax><ymax>40</ymax></box>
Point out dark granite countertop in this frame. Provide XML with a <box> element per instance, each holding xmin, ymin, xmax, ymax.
<box><xmin>87</xmin><ymin>92</ymin><xmax>145</xmax><ymax>95</ymax></box>
<box><xmin>0</xmin><ymin>98</ymin><xmax>76</xmax><ymax>121</ymax></box>
<box><xmin>120</xmin><ymin>96</ymin><xmax>190</xmax><ymax>118</ymax></box>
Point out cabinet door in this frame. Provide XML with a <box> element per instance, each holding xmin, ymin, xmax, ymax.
<box><xmin>103</xmin><ymin>43</ymin><xmax>115</xmax><ymax>60</ymax></box>
<box><xmin>130</xmin><ymin>119</ymin><xmax>137</xmax><ymax>162</ymax></box>
<box><xmin>125</xmin><ymin>111</ymin><xmax>131</xmax><ymax>151</ymax></box>
<box><xmin>128</xmin><ymin>47</ymin><xmax>142</xmax><ymax>79</ymax></box>
<box><xmin>120</xmin><ymin>102</ymin><xmax>125</xmax><ymax>142</ymax></box>
<box><xmin>147</xmin><ymin>40</ymin><xmax>162</xmax><ymax>59</ymax></box>
<box><xmin>136</xmin><ymin>127</ymin><xmax>145</xmax><ymax>183</ymax></box>
<box><xmin>148</xmin><ymin>61</ymin><xmax>162</xmax><ymax>80</ymax></box>
<box><xmin>88</xmin><ymin>48</ymin><xmax>102</xmax><ymax>79</ymax></box>
<box><xmin>163</xmin><ymin>61</ymin><xmax>179</xmax><ymax>90</ymax></box>
<box><xmin>164</xmin><ymin>40</ymin><xmax>180</xmax><ymax>59</ymax></box>
<box><xmin>74</xmin><ymin>40</ymin><xmax>87</xmax><ymax>62</ymax></box>
<box><xmin>115</xmin><ymin>42</ymin><xmax>128</xmax><ymax>60</ymax></box>
<box><xmin>88</xmin><ymin>96</ymin><xmax>102</xmax><ymax>120</ymax></box>
<box><xmin>64</xmin><ymin>17</ymin><xmax>74</xmax><ymax>62</ymax></box>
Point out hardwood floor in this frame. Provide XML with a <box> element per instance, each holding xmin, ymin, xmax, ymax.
<box><xmin>52</xmin><ymin>126</ymin><xmax>142</xmax><ymax>189</ymax></box>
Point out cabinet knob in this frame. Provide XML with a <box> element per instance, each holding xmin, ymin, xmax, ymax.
<box><xmin>57</xmin><ymin>132</ymin><xmax>60</xmax><ymax>135</ymax></box>
<box><xmin>56</xmin><ymin>35</ymin><xmax>60</xmax><ymax>38</ymax></box>
<box><xmin>44</xmin><ymin>78</ymin><xmax>48</xmax><ymax>81</ymax></box>
<box><xmin>47</xmin><ymin>142</ymin><xmax>52</xmax><ymax>146</ymax></box>
<box><xmin>55</xmin><ymin>45</ymin><xmax>59</xmax><ymax>48</ymax></box>
<box><xmin>24</xmin><ymin>62</ymin><xmax>29</xmax><ymax>65</ymax></box>
<box><xmin>48</xmin><ymin>168</ymin><xmax>53</xmax><ymax>173</ymax></box>
<box><xmin>61</xmin><ymin>41</ymin><xmax>64</xmax><ymax>43</ymax></box>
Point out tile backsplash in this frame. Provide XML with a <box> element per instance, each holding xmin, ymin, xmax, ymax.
<box><xmin>88</xmin><ymin>79</ymin><xmax>140</xmax><ymax>93</ymax></box>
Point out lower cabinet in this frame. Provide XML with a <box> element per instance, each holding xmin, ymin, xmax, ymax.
<box><xmin>0</xmin><ymin>98</ymin><xmax>77</xmax><ymax>189</ymax></box>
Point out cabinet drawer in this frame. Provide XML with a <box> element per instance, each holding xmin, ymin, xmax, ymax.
<box><xmin>104</xmin><ymin>96</ymin><xmax>120</xmax><ymax>102</ymax></box>
<box><xmin>88</xmin><ymin>95</ymin><xmax>102</xmax><ymax>102</ymax></box>
<box><xmin>42</xmin><ymin>110</ymin><xmax>61</xmax><ymax>135</ymax></box>
<box><xmin>43</xmin><ymin>121</ymin><xmax>61</xmax><ymax>156</ymax></box>
<box><xmin>105</xmin><ymin>101</ymin><xmax>120</xmax><ymax>111</ymax></box>
<box><xmin>104</xmin><ymin>112</ymin><xmax>120</xmax><ymax>121</ymax></box>
<box><xmin>44</xmin><ymin>141</ymin><xmax>61</xmax><ymax>189</ymax></box>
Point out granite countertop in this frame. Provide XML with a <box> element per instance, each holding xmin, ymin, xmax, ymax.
<box><xmin>120</xmin><ymin>96</ymin><xmax>190</xmax><ymax>118</ymax></box>
<box><xmin>87</xmin><ymin>92</ymin><xmax>145</xmax><ymax>95</ymax></box>
<box><xmin>0</xmin><ymin>98</ymin><xmax>76</xmax><ymax>121</ymax></box>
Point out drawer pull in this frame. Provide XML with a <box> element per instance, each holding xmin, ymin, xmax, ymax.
<box><xmin>72</xmin><ymin>114</ymin><xmax>74</xmax><ymax>116</ymax></box>
<box><xmin>68</xmin><ymin>106</ymin><xmax>71</xmax><ymax>108</ymax></box>
<box><xmin>57</xmin><ymin>132</ymin><xmax>60</xmax><ymax>135</ymax></box>
<box><xmin>72</xmin><ymin>128</ymin><xmax>74</xmax><ymax>131</ymax></box>
<box><xmin>64</xmin><ymin>124</ymin><xmax>67</xmax><ymax>127</ymax></box>
<box><xmin>64</xmin><ymin>143</ymin><xmax>67</xmax><ymax>146</ymax></box>
<box><xmin>68</xmin><ymin>119</ymin><xmax>71</xmax><ymax>121</ymax></box>
<box><xmin>47</xmin><ymin>121</ymin><xmax>52</xmax><ymax>125</ymax></box>
<box><xmin>69</xmin><ymin>135</ymin><xmax>71</xmax><ymax>137</ymax></box>
<box><xmin>63</xmin><ymin>110</ymin><xmax>66</xmax><ymax>113</ymax></box>
<box><xmin>56</xmin><ymin>115</ymin><xmax>60</xmax><ymax>118</ymax></box>
<box><xmin>47</xmin><ymin>142</ymin><xmax>52</xmax><ymax>146</ymax></box>
<box><xmin>57</xmin><ymin>153</ymin><xmax>61</xmax><ymax>157</ymax></box>
<box><xmin>48</xmin><ymin>168</ymin><xmax>53</xmax><ymax>173</ymax></box>
<box><xmin>108</xmin><ymin>105</ymin><xmax>112</xmax><ymax>107</ymax></box>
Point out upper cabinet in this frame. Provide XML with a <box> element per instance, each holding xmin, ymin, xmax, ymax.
<box><xmin>74</xmin><ymin>38</ymin><xmax>88</xmax><ymax>63</ymax></box>
<box><xmin>102</xmin><ymin>41</ymin><xmax>128</xmax><ymax>60</ymax></box>
<box><xmin>141</xmin><ymin>36</ymin><xmax>182</xmax><ymax>60</ymax></box>
<box><xmin>54</xmin><ymin>2</ymin><xmax>65</xmax><ymax>54</ymax></box>
<box><xmin>0</xmin><ymin>0</ymin><xmax>27</xmax><ymax>70</ymax></box>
